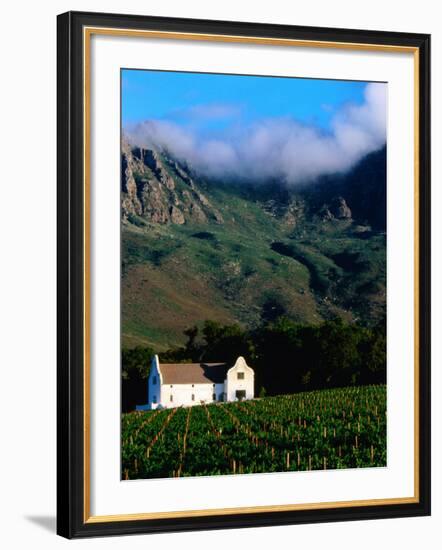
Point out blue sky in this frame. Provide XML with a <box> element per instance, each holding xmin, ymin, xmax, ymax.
<box><xmin>122</xmin><ymin>69</ymin><xmax>367</xmax><ymax>131</ymax></box>
<box><xmin>122</xmin><ymin>69</ymin><xmax>386</xmax><ymax>184</ymax></box>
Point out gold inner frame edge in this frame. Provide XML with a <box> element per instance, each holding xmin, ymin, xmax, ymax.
<box><xmin>82</xmin><ymin>26</ymin><xmax>421</xmax><ymax>524</ymax></box>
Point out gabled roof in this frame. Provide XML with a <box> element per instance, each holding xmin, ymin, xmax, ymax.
<box><xmin>159</xmin><ymin>362</ymin><xmax>229</xmax><ymax>384</ymax></box>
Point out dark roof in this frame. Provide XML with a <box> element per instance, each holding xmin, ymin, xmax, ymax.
<box><xmin>159</xmin><ymin>362</ymin><xmax>229</xmax><ymax>384</ymax></box>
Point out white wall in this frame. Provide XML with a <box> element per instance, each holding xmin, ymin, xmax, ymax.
<box><xmin>147</xmin><ymin>356</ymin><xmax>162</xmax><ymax>408</ymax></box>
<box><xmin>159</xmin><ymin>382</ymin><xmax>224</xmax><ymax>408</ymax></box>
<box><xmin>225</xmin><ymin>357</ymin><xmax>255</xmax><ymax>401</ymax></box>
<box><xmin>0</xmin><ymin>1</ymin><xmax>440</xmax><ymax>549</ymax></box>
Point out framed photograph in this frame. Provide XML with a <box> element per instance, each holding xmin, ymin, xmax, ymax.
<box><xmin>57</xmin><ymin>11</ymin><xmax>431</xmax><ymax>538</ymax></box>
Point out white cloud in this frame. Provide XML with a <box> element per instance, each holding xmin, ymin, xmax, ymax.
<box><xmin>125</xmin><ymin>83</ymin><xmax>386</xmax><ymax>184</ymax></box>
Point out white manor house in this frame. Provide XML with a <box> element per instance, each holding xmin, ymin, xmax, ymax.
<box><xmin>138</xmin><ymin>355</ymin><xmax>255</xmax><ymax>410</ymax></box>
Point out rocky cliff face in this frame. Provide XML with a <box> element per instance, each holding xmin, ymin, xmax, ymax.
<box><xmin>303</xmin><ymin>147</ymin><xmax>386</xmax><ymax>230</ymax></box>
<box><xmin>121</xmin><ymin>140</ymin><xmax>224</xmax><ymax>225</ymax></box>
<box><xmin>243</xmin><ymin>183</ymin><xmax>354</xmax><ymax>229</ymax></box>
<box><xmin>318</xmin><ymin>197</ymin><xmax>352</xmax><ymax>222</ymax></box>
<box><xmin>262</xmin><ymin>196</ymin><xmax>306</xmax><ymax>228</ymax></box>
<box><xmin>122</xmin><ymin>139</ymin><xmax>386</xmax><ymax>234</ymax></box>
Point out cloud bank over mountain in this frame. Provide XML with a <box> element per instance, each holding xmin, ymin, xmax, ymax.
<box><xmin>125</xmin><ymin>83</ymin><xmax>386</xmax><ymax>185</ymax></box>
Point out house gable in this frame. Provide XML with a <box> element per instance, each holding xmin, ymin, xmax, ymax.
<box><xmin>225</xmin><ymin>356</ymin><xmax>255</xmax><ymax>402</ymax></box>
<box><xmin>148</xmin><ymin>355</ymin><xmax>162</xmax><ymax>407</ymax></box>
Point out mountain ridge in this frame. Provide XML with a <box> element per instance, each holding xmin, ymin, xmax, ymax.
<box><xmin>121</xmin><ymin>142</ymin><xmax>386</xmax><ymax>350</ymax></box>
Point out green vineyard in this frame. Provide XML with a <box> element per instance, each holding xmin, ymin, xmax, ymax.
<box><xmin>122</xmin><ymin>385</ymin><xmax>386</xmax><ymax>479</ymax></box>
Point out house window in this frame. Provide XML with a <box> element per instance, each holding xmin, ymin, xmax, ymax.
<box><xmin>152</xmin><ymin>395</ymin><xmax>157</xmax><ymax>404</ymax></box>
<box><xmin>191</xmin><ymin>394</ymin><xmax>195</xmax><ymax>401</ymax></box>
<box><xmin>218</xmin><ymin>393</ymin><xmax>224</xmax><ymax>402</ymax></box>
<box><xmin>152</xmin><ymin>376</ymin><xmax>157</xmax><ymax>385</ymax></box>
<box><xmin>237</xmin><ymin>372</ymin><xmax>244</xmax><ymax>380</ymax></box>
<box><xmin>170</xmin><ymin>394</ymin><xmax>173</xmax><ymax>402</ymax></box>
<box><xmin>212</xmin><ymin>393</ymin><xmax>216</xmax><ymax>401</ymax></box>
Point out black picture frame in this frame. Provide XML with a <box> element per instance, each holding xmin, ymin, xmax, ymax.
<box><xmin>57</xmin><ymin>10</ymin><xmax>431</xmax><ymax>539</ymax></box>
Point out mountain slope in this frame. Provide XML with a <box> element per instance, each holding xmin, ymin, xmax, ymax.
<box><xmin>121</xmin><ymin>142</ymin><xmax>386</xmax><ymax>350</ymax></box>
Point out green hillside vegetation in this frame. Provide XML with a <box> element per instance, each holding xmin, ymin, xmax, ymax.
<box><xmin>122</xmin><ymin>176</ymin><xmax>386</xmax><ymax>351</ymax></box>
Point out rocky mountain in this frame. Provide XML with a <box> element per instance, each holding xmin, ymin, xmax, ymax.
<box><xmin>121</xmin><ymin>142</ymin><xmax>387</xmax><ymax>350</ymax></box>
<box><xmin>303</xmin><ymin>147</ymin><xmax>387</xmax><ymax>230</ymax></box>
<box><xmin>122</xmin><ymin>139</ymin><xmax>223</xmax><ymax>225</ymax></box>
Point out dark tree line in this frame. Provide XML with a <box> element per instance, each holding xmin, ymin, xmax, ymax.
<box><xmin>122</xmin><ymin>317</ymin><xmax>386</xmax><ymax>412</ymax></box>
<box><xmin>121</xmin><ymin>346</ymin><xmax>154</xmax><ymax>412</ymax></box>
